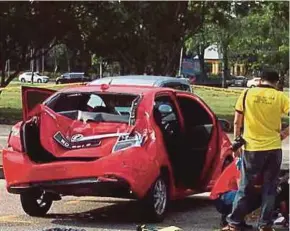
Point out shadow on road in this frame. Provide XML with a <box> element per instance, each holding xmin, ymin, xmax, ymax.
<box><xmin>46</xmin><ymin>197</ymin><xmax>217</xmax><ymax>230</ymax></box>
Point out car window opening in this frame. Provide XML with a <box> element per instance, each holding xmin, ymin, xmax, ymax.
<box><xmin>153</xmin><ymin>95</ymin><xmax>214</xmax><ymax>188</ymax></box>
<box><xmin>45</xmin><ymin>92</ymin><xmax>138</xmax><ymax>124</ymax></box>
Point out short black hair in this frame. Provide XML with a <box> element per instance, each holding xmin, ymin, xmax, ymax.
<box><xmin>261</xmin><ymin>70</ymin><xmax>279</xmax><ymax>83</ymax></box>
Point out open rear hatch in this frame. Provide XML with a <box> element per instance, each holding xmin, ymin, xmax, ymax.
<box><xmin>21</xmin><ymin>87</ymin><xmax>134</xmax><ymax>162</ymax></box>
<box><xmin>22</xmin><ymin>86</ymin><xmax>56</xmax><ymax>121</ymax></box>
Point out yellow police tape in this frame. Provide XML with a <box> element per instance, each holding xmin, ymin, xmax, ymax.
<box><xmin>0</xmin><ymin>82</ymin><xmax>85</xmax><ymax>93</ymax></box>
<box><xmin>192</xmin><ymin>85</ymin><xmax>242</xmax><ymax>95</ymax></box>
<box><xmin>0</xmin><ymin>82</ymin><xmax>242</xmax><ymax>95</ymax></box>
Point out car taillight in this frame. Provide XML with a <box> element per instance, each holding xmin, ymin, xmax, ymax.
<box><xmin>10</xmin><ymin>126</ymin><xmax>20</xmax><ymax>137</ymax></box>
<box><xmin>7</xmin><ymin>126</ymin><xmax>22</xmax><ymax>152</ymax></box>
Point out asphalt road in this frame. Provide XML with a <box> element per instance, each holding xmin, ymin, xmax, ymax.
<box><xmin>0</xmin><ymin>183</ymin><xmax>223</xmax><ymax>231</ymax></box>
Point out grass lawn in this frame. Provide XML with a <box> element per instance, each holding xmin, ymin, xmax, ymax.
<box><xmin>0</xmin><ymin>83</ymin><xmax>288</xmax><ymax>126</ymax></box>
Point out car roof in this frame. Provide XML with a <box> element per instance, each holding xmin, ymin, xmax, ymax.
<box><xmin>89</xmin><ymin>75</ymin><xmax>190</xmax><ymax>87</ymax></box>
<box><xmin>59</xmin><ymin>84</ymin><xmax>177</xmax><ymax>96</ymax></box>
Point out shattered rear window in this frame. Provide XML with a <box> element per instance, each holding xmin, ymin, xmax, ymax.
<box><xmin>46</xmin><ymin>92</ymin><xmax>138</xmax><ymax>123</ymax></box>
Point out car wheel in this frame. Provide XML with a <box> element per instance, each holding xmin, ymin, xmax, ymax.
<box><xmin>250</xmin><ymin>85</ymin><xmax>255</xmax><ymax>88</ymax></box>
<box><xmin>37</xmin><ymin>79</ymin><xmax>42</xmax><ymax>83</ymax></box>
<box><xmin>20</xmin><ymin>190</ymin><xmax>52</xmax><ymax>217</ymax></box>
<box><xmin>142</xmin><ymin>176</ymin><xmax>169</xmax><ymax>222</ymax></box>
<box><xmin>56</xmin><ymin>80</ymin><xmax>60</xmax><ymax>84</ymax></box>
<box><xmin>21</xmin><ymin>78</ymin><xmax>26</xmax><ymax>83</ymax></box>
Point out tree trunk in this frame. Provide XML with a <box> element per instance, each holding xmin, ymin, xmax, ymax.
<box><xmin>1</xmin><ymin>62</ymin><xmax>5</xmax><ymax>88</ymax></box>
<box><xmin>198</xmin><ymin>48</ymin><xmax>206</xmax><ymax>82</ymax></box>
<box><xmin>31</xmin><ymin>58</ymin><xmax>35</xmax><ymax>84</ymax></box>
<box><xmin>222</xmin><ymin>43</ymin><xmax>229</xmax><ymax>88</ymax></box>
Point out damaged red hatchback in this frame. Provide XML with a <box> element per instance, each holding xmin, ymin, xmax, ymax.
<box><xmin>3</xmin><ymin>84</ymin><xmax>233</xmax><ymax>221</ymax></box>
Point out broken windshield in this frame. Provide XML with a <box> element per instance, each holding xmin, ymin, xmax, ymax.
<box><xmin>45</xmin><ymin>92</ymin><xmax>138</xmax><ymax>123</ymax></box>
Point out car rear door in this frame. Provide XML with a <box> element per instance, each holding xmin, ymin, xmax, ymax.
<box><xmin>175</xmin><ymin>92</ymin><xmax>220</xmax><ymax>189</ymax></box>
<box><xmin>22</xmin><ymin>86</ymin><xmax>56</xmax><ymax>120</ymax></box>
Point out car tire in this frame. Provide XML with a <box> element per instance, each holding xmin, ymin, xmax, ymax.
<box><xmin>20</xmin><ymin>190</ymin><xmax>52</xmax><ymax>217</ymax></box>
<box><xmin>142</xmin><ymin>176</ymin><xmax>169</xmax><ymax>222</ymax></box>
<box><xmin>56</xmin><ymin>80</ymin><xmax>60</xmax><ymax>84</ymax></box>
<box><xmin>21</xmin><ymin>78</ymin><xmax>26</xmax><ymax>83</ymax></box>
<box><xmin>37</xmin><ymin>79</ymin><xmax>42</xmax><ymax>83</ymax></box>
<box><xmin>250</xmin><ymin>85</ymin><xmax>255</xmax><ymax>88</ymax></box>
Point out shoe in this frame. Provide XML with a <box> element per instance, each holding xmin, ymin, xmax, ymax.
<box><xmin>221</xmin><ymin>224</ymin><xmax>241</xmax><ymax>231</ymax></box>
<box><xmin>241</xmin><ymin>222</ymin><xmax>252</xmax><ymax>229</ymax></box>
<box><xmin>220</xmin><ymin>216</ymin><xmax>228</xmax><ymax>227</ymax></box>
<box><xmin>258</xmin><ymin>227</ymin><xmax>275</xmax><ymax>231</ymax></box>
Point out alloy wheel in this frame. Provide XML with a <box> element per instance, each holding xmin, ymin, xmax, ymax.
<box><xmin>153</xmin><ymin>178</ymin><xmax>167</xmax><ymax>215</ymax></box>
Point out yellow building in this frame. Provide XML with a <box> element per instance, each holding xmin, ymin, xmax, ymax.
<box><xmin>195</xmin><ymin>45</ymin><xmax>245</xmax><ymax>76</ymax></box>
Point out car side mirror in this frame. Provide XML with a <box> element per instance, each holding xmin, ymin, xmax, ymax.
<box><xmin>218</xmin><ymin>118</ymin><xmax>232</xmax><ymax>132</ymax></box>
<box><xmin>158</xmin><ymin>104</ymin><xmax>173</xmax><ymax>115</ymax></box>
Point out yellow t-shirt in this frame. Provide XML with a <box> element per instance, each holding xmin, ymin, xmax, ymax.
<box><xmin>235</xmin><ymin>86</ymin><xmax>289</xmax><ymax>151</ymax></box>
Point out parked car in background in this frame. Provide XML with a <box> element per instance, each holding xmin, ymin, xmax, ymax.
<box><xmin>56</xmin><ymin>72</ymin><xmax>91</xmax><ymax>84</ymax></box>
<box><xmin>226</xmin><ymin>76</ymin><xmax>248</xmax><ymax>87</ymax></box>
<box><xmin>3</xmin><ymin>83</ymin><xmax>233</xmax><ymax>221</ymax></box>
<box><xmin>18</xmin><ymin>72</ymin><xmax>49</xmax><ymax>83</ymax></box>
<box><xmin>89</xmin><ymin>75</ymin><xmax>193</xmax><ymax>93</ymax></box>
<box><xmin>247</xmin><ymin>77</ymin><xmax>261</xmax><ymax>88</ymax></box>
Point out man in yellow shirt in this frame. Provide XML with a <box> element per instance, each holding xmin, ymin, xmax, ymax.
<box><xmin>222</xmin><ymin>70</ymin><xmax>289</xmax><ymax>231</ymax></box>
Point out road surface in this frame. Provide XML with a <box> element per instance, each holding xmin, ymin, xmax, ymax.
<box><xmin>0</xmin><ymin>181</ymin><xmax>288</xmax><ymax>231</ymax></box>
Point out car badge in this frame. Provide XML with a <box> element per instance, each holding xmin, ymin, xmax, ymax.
<box><xmin>71</xmin><ymin>134</ymin><xmax>84</xmax><ymax>142</ymax></box>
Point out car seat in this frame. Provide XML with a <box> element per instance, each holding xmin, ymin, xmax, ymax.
<box><xmin>92</xmin><ymin>106</ymin><xmax>113</xmax><ymax>113</ymax></box>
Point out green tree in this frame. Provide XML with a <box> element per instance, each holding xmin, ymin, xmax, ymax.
<box><xmin>0</xmin><ymin>1</ymin><xmax>72</xmax><ymax>89</ymax></box>
<box><xmin>230</xmin><ymin>1</ymin><xmax>289</xmax><ymax>76</ymax></box>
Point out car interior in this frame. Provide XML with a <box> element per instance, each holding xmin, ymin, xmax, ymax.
<box><xmin>153</xmin><ymin>94</ymin><xmax>214</xmax><ymax>189</ymax></box>
<box><xmin>45</xmin><ymin>93</ymin><xmax>137</xmax><ymax>122</ymax></box>
<box><xmin>22</xmin><ymin>92</ymin><xmax>138</xmax><ymax>163</ymax></box>
<box><xmin>176</xmin><ymin>95</ymin><xmax>214</xmax><ymax>187</ymax></box>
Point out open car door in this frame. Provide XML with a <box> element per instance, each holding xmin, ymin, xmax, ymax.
<box><xmin>22</xmin><ymin>86</ymin><xmax>56</xmax><ymax>121</ymax></box>
<box><xmin>175</xmin><ymin>92</ymin><xmax>220</xmax><ymax>189</ymax></box>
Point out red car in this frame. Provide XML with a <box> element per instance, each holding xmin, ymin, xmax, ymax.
<box><xmin>3</xmin><ymin>84</ymin><xmax>233</xmax><ymax>221</ymax></box>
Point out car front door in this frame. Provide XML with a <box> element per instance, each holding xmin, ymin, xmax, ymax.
<box><xmin>175</xmin><ymin>92</ymin><xmax>220</xmax><ymax>189</ymax></box>
<box><xmin>25</xmin><ymin>73</ymin><xmax>32</xmax><ymax>82</ymax></box>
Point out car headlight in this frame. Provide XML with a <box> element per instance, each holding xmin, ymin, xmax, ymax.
<box><xmin>112</xmin><ymin>132</ymin><xmax>143</xmax><ymax>152</ymax></box>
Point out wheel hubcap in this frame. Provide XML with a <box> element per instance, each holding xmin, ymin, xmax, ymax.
<box><xmin>36</xmin><ymin>191</ymin><xmax>48</xmax><ymax>208</ymax></box>
<box><xmin>153</xmin><ymin>179</ymin><xmax>167</xmax><ymax>215</ymax></box>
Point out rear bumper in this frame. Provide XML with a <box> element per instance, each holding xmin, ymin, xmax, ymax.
<box><xmin>8</xmin><ymin>177</ymin><xmax>135</xmax><ymax>198</ymax></box>
<box><xmin>3</xmin><ymin>149</ymin><xmax>150</xmax><ymax>198</ymax></box>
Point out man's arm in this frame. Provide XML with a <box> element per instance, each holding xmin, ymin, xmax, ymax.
<box><xmin>232</xmin><ymin>111</ymin><xmax>244</xmax><ymax>157</ymax></box>
<box><xmin>280</xmin><ymin>93</ymin><xmax>289</xmax><ymax>140</ymax></box>
<box><xmin>281</xmin><ymin>126</ymin><xmax>289</xmax><ymax>140</ymax></box>
<box><xmin>233</xmin><ymin>111</ymin><xmax>243</xmax><ymax>139</ymax></box>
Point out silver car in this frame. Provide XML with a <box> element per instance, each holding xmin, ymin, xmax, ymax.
<box><xmin>88</xmin><ymin>75</ymin><xmax>192</xmax><ymax>92</ymax></box>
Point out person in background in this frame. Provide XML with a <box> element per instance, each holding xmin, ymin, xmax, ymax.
<box><xmin>222</xmin><ymin>70</ymin><xmax>289</xmax><ymax>231</ymax></box>
<box><xmin>210</xmin><ymin>159</ymin><xmax>261</xmax><ymax>229</ymax></box>
<box><xmin>211</xmin><ymin>159</ymin><xmax>289</xmax><ymax>230</ymax></box>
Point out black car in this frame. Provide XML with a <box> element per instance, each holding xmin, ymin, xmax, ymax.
<box><xmin>56</xmin><ymin>72</ymin><xmax>91</xmax><ymax>84</ymax></box>
<box><xmin>226</xmin><ymin>76</ymin><xmax>248</xmax><ymax>87</ymax></box>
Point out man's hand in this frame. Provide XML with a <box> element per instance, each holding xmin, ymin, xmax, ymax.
<box><xmin>280</xmin><ymin>126</ymin><xmax>289</xmax><ymax>140</ymax></box>
<box><xmin>232</xmin><ymin>148</ymin><xmax>242</xmax><ymax>158</ymax></box>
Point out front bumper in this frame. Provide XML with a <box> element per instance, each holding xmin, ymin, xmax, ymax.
<box><xmin>3</xmin><ymin>149</ymin><xmax>152</xmax><ymax>198</ymax></box>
